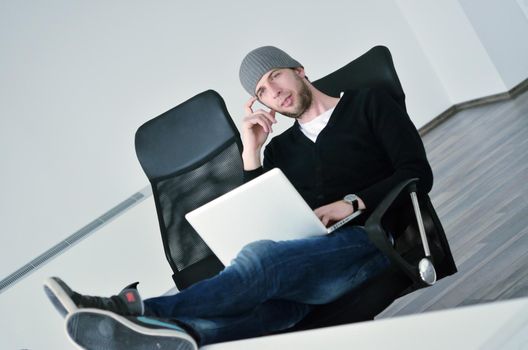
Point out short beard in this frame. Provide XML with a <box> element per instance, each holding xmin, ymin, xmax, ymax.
<box><xmin>282</xmin><ymin>78</ymin><xmax>313</xmax><ymax>119</ymax></box>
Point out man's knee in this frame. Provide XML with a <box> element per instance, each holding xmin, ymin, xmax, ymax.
<box><xmin>239</xmin><ymin>239</ymin><xmax>277</xmax><ymax>261</ymax></box>
<box><xmin>232</xmin><ymin>240</ymin><xmax>277</xmax><ymax>276</ymax></box>
<box><xmin>241</xmin><ymin>239</ymin><xmax>276</xmax><ymax>256</ymax></box>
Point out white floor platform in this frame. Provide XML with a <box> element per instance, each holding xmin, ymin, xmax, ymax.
<box><xmin>204</xmin><ymin>296</ymin><xmax>528</xmax><ymax>350</ymax></box>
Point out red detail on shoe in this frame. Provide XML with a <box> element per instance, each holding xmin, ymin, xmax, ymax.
<box><xmin>125</xmin><ymin>292</ymin><xmax>136</xmax><ymax>303</ymax></box>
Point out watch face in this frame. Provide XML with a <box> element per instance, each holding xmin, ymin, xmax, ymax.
<box><xmin>344</xmin><ymin>194</ymin><xmax>359</xmax><ymax>211</ymax></box>
<box><xmin>345</xmin><ymin>194</ymin><xmax>358</xmax><ymax>202</ymax></box>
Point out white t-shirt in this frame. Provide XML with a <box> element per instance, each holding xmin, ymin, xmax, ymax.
<box><xmin>298</xmin><ymin>106</ymin><xmax>335</xmax><ymax>143</ymax></box>
<box><xmin>299</xmin><ymin>92</ymin><xmax>343</xmax><ymax>143</ymax></box>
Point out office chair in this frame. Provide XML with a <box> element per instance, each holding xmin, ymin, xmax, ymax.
<box><xmin>283</xmin><ymin>45</ymin><xmax>457</xmax><ymax>331</ymax></box>
<box><xmin>134</xmin><ymin>45</ymin><xmax>457</xmax><ymax>333</ymax></box>
<box><xmin>135</xmin><ymin>90</ymin><xmax>243</xmax><ymax>289</ymax></box>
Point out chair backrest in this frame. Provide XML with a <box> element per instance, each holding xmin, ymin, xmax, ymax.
<box><xmin>312</xmin><ymin>45</ymin><xmax>456</xmax><ymax>285</ymax></box>
<box><xmin>283</xmin><ymin>46</ymin><xmax>457</xmax><ymax>332</ymax></box>
<box><xmin>135</xmin><ymin>90</ymin><xmax>243</xmax><ymax>289</ymax></box>
<box><xmin>312</xmin><ymin>45</ymin><xmax>407</xmax><ymax>111</ymax></box>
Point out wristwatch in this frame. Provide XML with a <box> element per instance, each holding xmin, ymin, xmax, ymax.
<box><xmin>343</xmin><ymin>194</ymin><xmax>359</xmax><ymax>212</ymax></box>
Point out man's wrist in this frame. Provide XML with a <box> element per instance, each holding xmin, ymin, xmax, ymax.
<box><xmin>242</xmin><ymin>150</ymin><xmax>262</xmax><ymax>170</ymax></box>
<box><xmin>357</xmin><ymin>197</ymin><xmax>366</xmax><ymax>210</ymax></box>
<box><xmin>343</xmin><ymin>194</ymin><xmax>360</xmax><ymax>212</ymax></box>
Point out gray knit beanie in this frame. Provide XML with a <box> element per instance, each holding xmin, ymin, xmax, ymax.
<box><xmin>239</xmin><ymin>46</ymin><xmax>302</xmax><ymax>96</ymax></box>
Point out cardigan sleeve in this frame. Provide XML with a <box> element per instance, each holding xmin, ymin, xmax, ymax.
<box><xmin>242</xmin><ymin>142</ymin><xmax>276</xmax><ymax>183</ymax></box>
<box><xmin>356</xmin><ymin>88</ymin><xmax>433</xmax><ymax>211</ymax></box>
<box><xmin>243</xmin><ymin>167</ymin><xmax>264</xmax><ymax>183</ymax></box>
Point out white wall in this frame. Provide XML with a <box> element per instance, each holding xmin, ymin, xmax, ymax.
<box><xmin>459</xmin><ymin>0</ymin><xmax>528</xmax><ymax>88</ymax></box>
<box><xmin>0</xmin><ymin>0</ymin><xmax>446</xmax><ymax>279</ymax></box>
<box><xmin>0</xmin><ymin>198</ymin><xmax>175</xmax><ymax>349</ymax></box>
<box><xmin>395</xmin><ymin>0</ymin><xmax>507</xmax><ymax>104</ymax></box>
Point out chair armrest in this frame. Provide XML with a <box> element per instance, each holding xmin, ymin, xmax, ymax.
<box><xmin>364</xmin><ymin>178</ymin><xmax>429</xmax><ymax>287</ymax></box>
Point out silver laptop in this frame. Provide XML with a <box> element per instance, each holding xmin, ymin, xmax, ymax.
<box><xmin>185</xmin><ymin>168</ymin><xmax>362</xmax><ymax>266</ymax></box>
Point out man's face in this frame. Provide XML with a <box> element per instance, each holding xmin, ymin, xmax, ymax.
<box><xmin>255</xmin><ymin>68</ymin><xmax>312</xmax><ymax>119</ymax></box>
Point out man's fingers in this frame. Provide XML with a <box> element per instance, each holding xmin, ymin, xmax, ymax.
<box><xmin>316</xmin><ymin>207</ymin><xmax>341</xmax><ymax>226</ymax></box>
<box><xmin>254</xmin><ymin>115</ymin><xmax>272</xmax><ymax>132</ymax></box>
<box><xmin>245</xmin><ymin>96</ymin><xmax>258</xmax><ymax>115</ymax></box>
<box><xmin>253</xmin><ymin>109</ymin><xmax>277</xmax><ymax>124</ymax></box>
<box><xmin>246</xmin><ymin>115</ymin><xmax>272</xmax><ymax>133</ymax></box>
<box><xmin>256</xmin><ymin>119</ymin><xmax>271</xmax><ymax>133</ymax></box>
<box><xmin>314</xmin><ymin>208</ymin><xmax>331</xmax><ymax>226</ymax></box>
<box><xmin>244</xmin><ymin>109</ymin><xmax>276</xmax><ymax>134</ymax></box>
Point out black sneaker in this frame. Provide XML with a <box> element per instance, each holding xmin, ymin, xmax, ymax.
<box><xmin>66</xmin><ymin>308</ymin><xmax>198</xmax><ymax>350</ymax></box>
<box><xmin>44</xmin><ymin>277</ymin><xmax>144</xmax><ymax>318</ymax></box>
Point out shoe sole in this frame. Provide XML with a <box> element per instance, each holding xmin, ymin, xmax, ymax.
<box><xmin>43</xmin><ymin>277</ymin><xmax>78</xmax><ymax>317</ymax></box>
<box><xmin>66</xmin><ymin>309</ymin><xmax>197</xmax><ymax>350</ymax></box>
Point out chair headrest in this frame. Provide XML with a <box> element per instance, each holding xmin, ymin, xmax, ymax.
<box><xmin>313</xmin><ymin>46</ymin><xmax>406</xmax><ymax>111</ymax></box>
<box><xmin>135</xmin><ymin>90</ymin><xmax>240</xmax><ymax>181</ymax></box>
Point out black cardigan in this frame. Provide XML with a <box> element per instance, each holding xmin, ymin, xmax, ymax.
<box><xmin>243</xmin><ymin>88</ymin><xmax>433</xmax><ymax>218</ymax></box>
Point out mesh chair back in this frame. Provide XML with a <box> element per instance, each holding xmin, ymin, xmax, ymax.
<box><xmin>135</xmin><ymin>90</ymin><xmax>243</xmax><ymax>289</ymax></box>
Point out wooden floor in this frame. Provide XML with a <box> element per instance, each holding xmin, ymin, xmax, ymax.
<box><xmin>378</xmin><ymin>89</ymin><xmax>528</xmax><ymax>318</ymax></box>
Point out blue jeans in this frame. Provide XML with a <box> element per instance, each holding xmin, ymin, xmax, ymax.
<box><xmin>144</xmin><ymin>225</ymin><xmax>389</xmax><ymax>345</ymax></box>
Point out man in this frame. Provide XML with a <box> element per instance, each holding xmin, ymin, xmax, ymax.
<box><xmin>44</xmin><ymin>46</ymin><xmax>433</xmax><ymax>349</ymax></box>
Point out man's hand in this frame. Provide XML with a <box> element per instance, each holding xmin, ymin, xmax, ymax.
<box><xmin>314</xmin><ymin>197</ymin><xmax>366</xmax><ymax>227</ymax></box>
<box><xmin>241</xmin><ymin>96</ymin><xmax>277</xmax><ymax>170</ymax></box>
<box><xmin>314</xmin><ymin>200</ymin><xmax>353</xmax><ymax>227</ymax></box>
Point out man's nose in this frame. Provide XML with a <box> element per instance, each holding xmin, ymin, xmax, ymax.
<box><xmin>270</xmin><ymin>85</ymin><xmax>282</xmax><ymax>99</ymax></box>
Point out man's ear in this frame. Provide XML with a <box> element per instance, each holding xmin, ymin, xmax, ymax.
<box><xmin>294</xmin><ymin>66</ymin><xmax>306</xmax><ymax>78</ymax></box>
